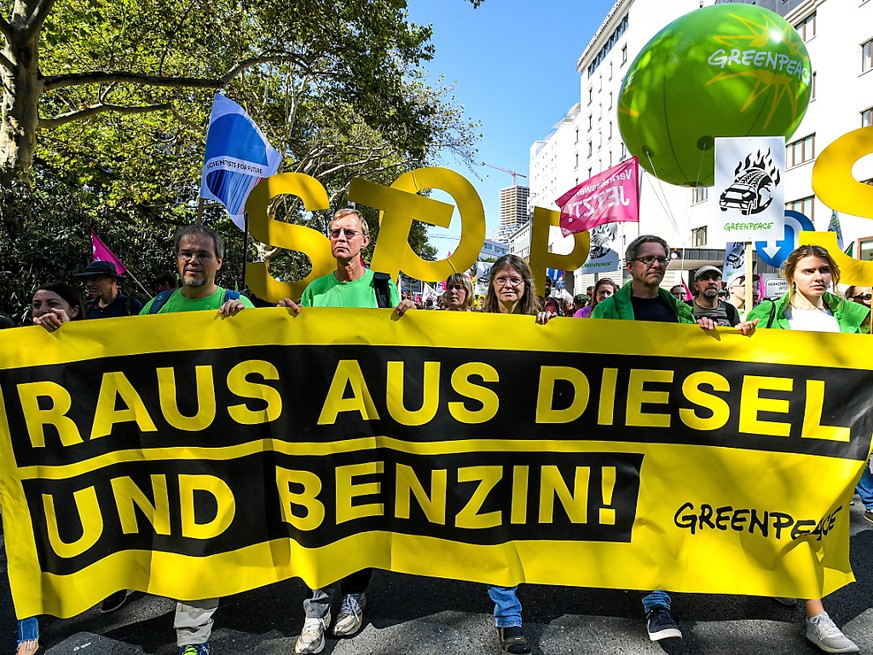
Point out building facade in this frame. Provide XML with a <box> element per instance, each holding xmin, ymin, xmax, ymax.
<box><xmin>528</xmin><ymin>0</ymin><xmax>873</xmax><ymax>288</ymax></box>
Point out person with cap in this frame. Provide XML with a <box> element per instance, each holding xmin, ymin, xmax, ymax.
<box><xmin>725</xmin><ymin>272</ymin><xmax>760</xmax><ymax>319</ymax></box>
<box><xmin>74</xmin><ymin>261</ymin><xmax>143</xmax><ymax>319</ymax></box>
<box><xmin>686</xmin><ymin>266</ymin><xmax>741</xmax><ymax>327</ymax></box>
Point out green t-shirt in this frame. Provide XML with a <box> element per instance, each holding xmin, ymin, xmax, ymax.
<box><xmin>300</xmin><ymin>269</ymin><xmax>399</xmax><ymax>308</ymax></box>
<box><xmin>139</xmin><ymin>287</ymin><xmax>255</xmax><ymax>314</ymax></box>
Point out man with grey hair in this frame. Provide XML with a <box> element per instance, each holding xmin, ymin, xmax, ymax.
<box><xmin>592</xmin><ymin>234</ymin><xmax>754</xmax><ymax>643</ymax></box>
<box><xmin>279</xmin><ymin>208</ymin><xmax>413</xmax><ymax>654</ymax></box>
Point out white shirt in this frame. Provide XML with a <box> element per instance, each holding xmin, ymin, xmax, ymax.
<box><xmin>784</xmin><ymin>305</ymin><xmax>840</xmax><ymax>333</ymax></box>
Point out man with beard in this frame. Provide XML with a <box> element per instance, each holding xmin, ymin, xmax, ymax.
<box><xmin>140</xmin><ymin>225</ymin><xmax>252</xmax><ymax>655</ymax></box>
<box><xmin>686</xmin><ymin>266</ymin><xmax>740</xmax><ymax>327</ymax></box>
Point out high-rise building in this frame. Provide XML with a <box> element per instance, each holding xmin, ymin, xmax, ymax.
<box><xmin>497</xmin><ymin>185</ymin><xmax>530</xmax><ymax>244</ymax></box>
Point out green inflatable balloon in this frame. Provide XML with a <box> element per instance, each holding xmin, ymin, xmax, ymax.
<box><xmin>618</xmin><ymin>3</ymin><xmax>811</xmax><ymax>187</ymax></box>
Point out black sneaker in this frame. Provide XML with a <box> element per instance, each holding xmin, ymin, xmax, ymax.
<box><xmin>646</xmin><ymin>605</ymin><xmax>682</xmax><ymax>641</ymax></box>
<box><xmin>497</xmin><ymin>626</ymin><xmax>531</xmax><ymax>654</ymax></box>
<box><xmin>100</xmin><ymin>589</ymin><xmax>131</xmax><ymax>614</ymax></box>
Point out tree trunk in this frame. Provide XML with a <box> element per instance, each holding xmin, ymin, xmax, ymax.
<box><xmin>0</xmin><ymin>23</ymin><xmax>42</xmax><ymax>186</ymax></box>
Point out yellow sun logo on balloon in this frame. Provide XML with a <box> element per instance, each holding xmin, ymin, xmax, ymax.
<box><xmin>706</xmin><ymin>12</ymin><xmax>812</xmax><ymax>129</ymax></box>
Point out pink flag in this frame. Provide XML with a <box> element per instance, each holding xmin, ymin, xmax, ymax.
<box><xmin>681</xmin><ymin>278</ymin><xmax>693</xmax><ymax>301</ymax></box>
<box><xmin>556</xmin><ymin>157</ymin><xmax>640</xmax><ymax>236</ymax></box>
<box><xmin>90</xmin><ymin>228</ymin><xmax>127</xmax><ymax>274</ymax></box>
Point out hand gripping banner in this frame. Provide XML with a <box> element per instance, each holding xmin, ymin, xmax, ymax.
<box><xmin>0</xmin><ymin>309</ymin><xmax>870</xmax><ymax>618</ymax></box>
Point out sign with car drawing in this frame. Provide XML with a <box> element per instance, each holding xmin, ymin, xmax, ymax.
<box><xmin>713</xmin><ymin>137</ymin><xmax>785</xmax><ymax>244</ymax></box>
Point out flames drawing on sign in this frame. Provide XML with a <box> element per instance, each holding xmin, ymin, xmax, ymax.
<box><xmin>719</xmin><ymin>149</ymin><xmax>781</xmax><ymax>216</ymax></box>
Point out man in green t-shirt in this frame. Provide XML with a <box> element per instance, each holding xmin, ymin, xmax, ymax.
<box><xmin>279</xmin><ymin>208</ymin><xmax>412</xmax><ymax>654</ymax></box>
<box><xmin>141</xmin><ymin>225</ymin><xmax>251</xmax><ymax>655</ymax></box>
<box><xmin>140</xmin><ymin>226</ymin><xmax>253</xmax><ymax>316</ymax></box>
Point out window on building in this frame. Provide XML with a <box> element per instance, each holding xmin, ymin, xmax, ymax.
<box><xmin>588</xmin><ymin>167</ymin><xmax>592</xmax><ymax>178</ymax></box>
<box><xmin>795</xmin><ymin>13</ymin><xmax>816</xmax><ymax>41</ymax></box>
<box><xmin>609</xmin><ymin>151</ymin><xmax>613</xmax><ymax>167</ymax></box>
<box><xmin>588</xmin><ymin>88</ymin><xmax>593</xmax><ymax>105</ymax></box>
<box><xmin>691</xmin><ymin>187</ymin><xmax>709</xmax><ymax>204</ymax></box>
<box><xmin>608</xmin><ymin>121</ymin><xmax>613</xmax><ymax>140</ymax></box>
<box><xmin>608</xmin><ymin>91</ymin><xmax>613</xmax><ymax>109</ymax></box>
<box><xmin>621</xmin><ymin>44</ymin><xmax>627</xmax><ymax>65</ymax></box>
<box><xmin>588</xmin><ymin>140</ymin><xmax>593</xmax><ymax>157</ymax></box>
<box><xmin>863</xmin><ymin>107</ymin><xmax>873</xmax><ymax>127</ymax></box>
<box><xmin>810</xmin><ymin>71</ymin><xmax>816</xmax><ymax>100</ymax></box>
<box><xmin>786</xmin><ymin>134</ymin><xmax>815</xmax><ymax>167</ymax></box>
<box><xmin>609</xmin><ymin>62</ymin><xmax>613</xmax><ymax>80</ymax></box>
<box><xmin>786</xmin><ymin>195</ymin><xmax>815</xmax><ymax>220</ymax></box>
<box><xmin>692</xmin><ymin>226</ymin><xmax>707</xmax><ymax>246</ymax></box>
<box><xmin>864</xmin><ymin>39</ymin><xmax>873</xmax><ymax>73</ymax></box>
<box><xmin>620</xmin><ymin>143</ymin><xmax>627</xmax><ymax>160</ymax></box>
<box><xmin>599</xmin><ymin>75</ymin><xmax>603</xmax><ymax>91</ymax></box>
<box><xmin>575</xmin><ymin>128</ymin><xmax>579</xmax><ymax>143</ymax></box>
<box><xmin>588</xmin><ymin>114</ymin><xmax>593</xmax><ymax>131</ymax></box>
<box><xmin>575</xmin><ymin>153</ymin><xmax>579</xmax><ymax>168</ymax></box>
<box><xmin>859</xmin><ymin>236</ymin><xmax>873</xmax><ymax>261</ymax></box>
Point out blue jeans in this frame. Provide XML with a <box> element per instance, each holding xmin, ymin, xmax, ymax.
<box><xmin>488</xmin><ymin>585</ymin><xmax>522</xmax><ymax>628</ymax></box>
<box><xmin>642</xmin><ymin>590</ymin><xmax>672</xmax><ymax>613</ymax></box>
<box><xmin>856</xmin><ymin>460</ymin><xmax>873</xmax><ymax>510</ymax></box>
<box><xmin>17</xmin><ymin>617</ymin><xmax>39</xmax><ymax>645</ymax></box>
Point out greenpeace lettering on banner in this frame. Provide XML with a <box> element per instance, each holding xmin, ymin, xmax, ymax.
<box><xmin>674</xmin><ymin>502</ymin><xmax>841</xmax><ymax>541</ymax></box>
<box><xmin>1</xmin><ymin>310</ymin><xmax>871</xmax><ymax>617</ymax></box>
<box><xmin>707</xmin><ymin>48</ymin><xmax>811</xmax><ymax>83</ymax></box>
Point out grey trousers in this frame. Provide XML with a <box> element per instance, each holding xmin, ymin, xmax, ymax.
<box><xmin>303</xmin><ymin>569</ymin><xmax>372</xmax><ymax>619</ymax></box>
<box><xmin>174</xmin><ymin>598</ymin><xmax>219</xmax><ymax>646</ymax></box>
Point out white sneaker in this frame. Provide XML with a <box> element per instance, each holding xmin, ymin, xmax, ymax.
<box><xmin>333</xmin><ymin>592</ymin><xmax>367</xmax><ymax>637</ymax></box>
<box><xmin>806</xmin><ymin>612</ymin><xmax>859</xmax><ymax>653</ymax></box>
<box><xmin>295</xmin><ymin>610</ymin><xmax>330</xmax><ymax>654</ymax></box>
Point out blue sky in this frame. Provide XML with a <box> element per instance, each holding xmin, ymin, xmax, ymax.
<box><xmin>407</xmin><ymin>0</ymin><xmax>617</xmax><ymax>256</ymax></box>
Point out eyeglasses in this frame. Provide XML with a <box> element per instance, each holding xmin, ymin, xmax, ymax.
<box><xmin>853</xmin><ymin>293</ymin><xmax>873</xmax><ymax>301</ymax></box>
<box><xmin>177</xmin><ymin>250</ymin><xmax>214</xmax><ymax>261</ymax></box>
<box><xmin>494</xmin><ymin>276</ymin><xmax>524</xmax><ymax>287</ymax></box>
<box><xmin>329</xmin><ymin>228</ymin><xmax>361</xmax><ymax>240</ymax></box>
<box><xmin>632</xmin><ymin>256</ymin><xmax>669</xmax><ymax>267</ymax></box>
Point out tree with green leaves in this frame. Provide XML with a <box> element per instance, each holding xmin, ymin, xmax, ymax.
<box><xmin>0</xmin><ymin>0</ymin><xmax>482</xmax><ymax>319</ymax></box>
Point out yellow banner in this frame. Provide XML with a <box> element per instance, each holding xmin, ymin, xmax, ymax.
<box><xmin>0</xmin><ymin>309</ymin><xmax>870</xmax><ymax>618</ymax></box>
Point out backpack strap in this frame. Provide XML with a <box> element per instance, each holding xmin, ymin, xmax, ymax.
<box><xmin>148</xmin><ymin>289</ymin><xmax>176</xmax><ymax>315</ymax></box>
<box><xmin>722</xmin><ymin>300</ymin><xmax>740</xmax><ymax>326</ymax></box>
<box><xmin>373</xmin><ymin>273</ymin><xmax>392</xmax><ymax>309</ymax></box>
<box><xmin>766</xmin><ymin>301</ymin><xmax>777</xmax><ymax>329</ymax></box>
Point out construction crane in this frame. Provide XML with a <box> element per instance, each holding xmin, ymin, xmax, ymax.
<box><xmin>482</xmin><ymin>162</ymin><xmax>527</xmax><ymax>186</ymax></box>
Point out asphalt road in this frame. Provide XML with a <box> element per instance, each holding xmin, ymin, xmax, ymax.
<box><xmin>2</xmin><ymin>503</ymin><xmax>873</xmax><ymax>655</ymax></box>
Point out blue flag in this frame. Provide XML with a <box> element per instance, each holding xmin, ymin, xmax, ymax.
<box><xmin>199</xmin><ymin>94</ymin><xmax>282</xmax><ymax>229</ymax></box>
<box><xmin>828</xmin><ymin>209</ymin><xmax>844</xmax><ymax>251</ymax></box>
